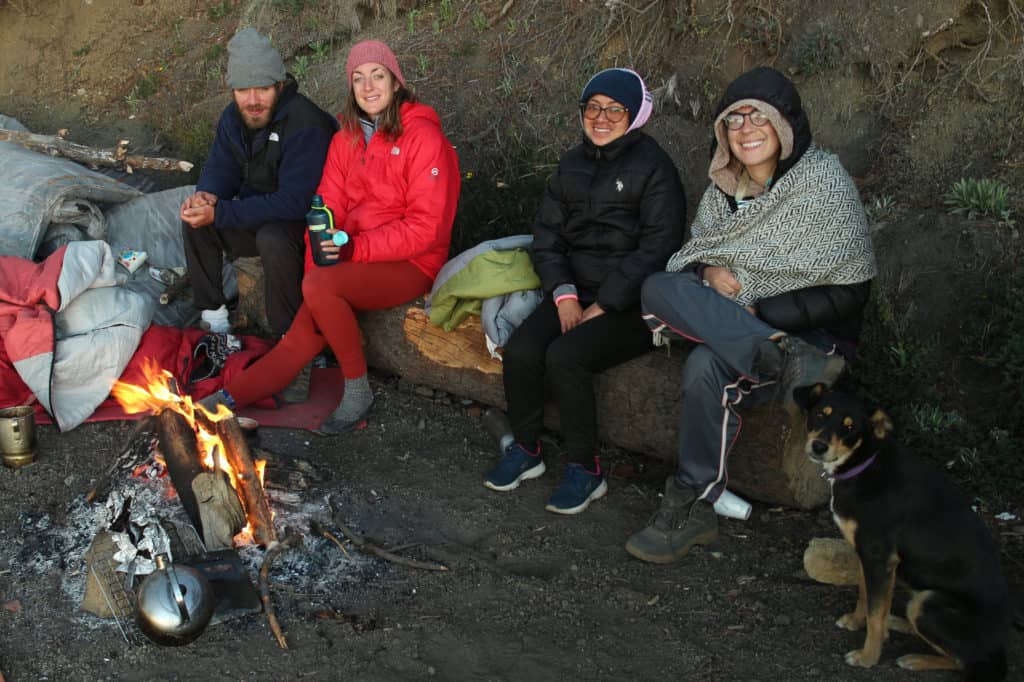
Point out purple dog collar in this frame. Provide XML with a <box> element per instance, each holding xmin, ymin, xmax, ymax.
<box><xmin>826</xmin><ymin>452</ymin><xmax>878</xmax><ymax>481</ymax></box>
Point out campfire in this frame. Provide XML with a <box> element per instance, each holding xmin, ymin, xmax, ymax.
<box><xmin>111</xmin><ymin>359</ymin><xmax>276</xmax><ymax>549</ymax></box>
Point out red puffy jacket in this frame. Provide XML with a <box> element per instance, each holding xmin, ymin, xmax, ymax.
<box><xmin>305</xmin><ymin>101</ymin><xmax>461</xmax><ymax>279</ymax></box>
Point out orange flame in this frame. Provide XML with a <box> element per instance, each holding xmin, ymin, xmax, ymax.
<box><xmin>111</xmin><ymin>358</ymin><xmax>267</xmax><ymax>541</ymax></box>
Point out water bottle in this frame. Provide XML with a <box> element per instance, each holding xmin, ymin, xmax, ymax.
<box><xmin>307</xmin><ymin>195</ymin><xmax>337</xmax><ymax>267</ymax></box>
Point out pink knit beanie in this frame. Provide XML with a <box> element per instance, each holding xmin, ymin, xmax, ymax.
<box><xmin>345</xmin><ymin>40</ymin><xmax>406</xmax><ymax>87</ymax></box>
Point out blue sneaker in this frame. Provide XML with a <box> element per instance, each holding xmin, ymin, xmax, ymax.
<box><xmin>483</xmin><ymin>443</ymin><xmax>546</xmax><ymax>492</ymax></box>
<box><xmin>545</xmin><ymin>464</ymin><xmax>608</xmax><ymax>515</ymax></box>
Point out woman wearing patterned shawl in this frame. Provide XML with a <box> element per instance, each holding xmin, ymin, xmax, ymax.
<box><xmin>626</xmin><ymin>67</ymin><xmax>877</xmax><ymax>564</ymax></box>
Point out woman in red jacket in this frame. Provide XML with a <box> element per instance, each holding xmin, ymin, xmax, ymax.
<box><xmin>202</xmin><ymin>41</ymin><xmax>460</xmax><ymax>432</ymax></box>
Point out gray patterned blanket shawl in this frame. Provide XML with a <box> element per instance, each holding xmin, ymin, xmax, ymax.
<box><xmin>666</xmin><ymin>145</ymin><xmax>877</xmax><ymax>305</ymax></box>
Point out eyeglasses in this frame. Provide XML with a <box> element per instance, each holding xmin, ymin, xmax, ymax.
<box><xmin>581</xmin><ymin>102</ymin><xmax>629</xmax><ymax>123</ymax></box>
<box><xmin>723</xmin><ymin>110</ymin><xmax>770</xmax><ymax>130</ymax></box>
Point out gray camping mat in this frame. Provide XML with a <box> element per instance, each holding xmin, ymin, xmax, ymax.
<box><xmin>0</xmin><ymin>138</ymin><xmax>141</xmax><ymax>260</ymax></box>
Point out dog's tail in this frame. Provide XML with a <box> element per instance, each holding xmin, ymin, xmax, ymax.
<box><xmin>964</xmin><ymin>648</ymin><xmax>1007</xmax><ymax>682</ymax></box>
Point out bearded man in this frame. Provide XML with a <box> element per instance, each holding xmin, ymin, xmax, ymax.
<box><xmin>181</xmin><ymin>28</ymin><xmax>336</xmax><ymax>351</ymax></box>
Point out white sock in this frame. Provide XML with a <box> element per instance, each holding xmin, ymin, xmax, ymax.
<box><xmin>201</xmin><ymin>305</ymin><xmax>230</xmax><ymax>333</ymax></box>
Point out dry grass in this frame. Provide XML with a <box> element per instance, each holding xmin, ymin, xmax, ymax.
<box><xmin>240</xmin><ymin>0</ymin><xmax>397</xmax><ymax>36</ymax></box>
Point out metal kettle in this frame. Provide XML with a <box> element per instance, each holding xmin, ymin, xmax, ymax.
<box><xmin>135</xmin><ymin>554</ymin><xmax>215</xmax><ymax>646</ymax></box>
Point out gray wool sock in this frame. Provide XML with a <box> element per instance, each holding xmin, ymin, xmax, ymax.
<box><xmin>330</xmin><ymin>374</ymin><xmax>373</xmax><ymax>424</ymax></box>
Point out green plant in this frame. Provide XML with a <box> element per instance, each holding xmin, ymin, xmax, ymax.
<box><xmin>944</xmin><ymin>178</ymin><xmax>1014</xmax><ymax>225</ymax></box>
<box><xmin>206</xmin><ymin>63</ymin><xmax>224</xmax><ymax>83</ymax></box>
<box><xmin>125</xmin><ymin>72</ymin><xmax>159</xmax><ymax>112</ymax></box>
<box><xmin>791</xmin><ymin>28</ymin><xmax>840</xmax><ymax>76</ymax></box>
<box><xmin>864</xmin><ymin>195</ymin><xmax>896</xmax><ymax>223</ymax></box>
<box><xmin>407</xmin><ymin>8</ymin><xmax>421</xmax><ymax>33</ymax></box>
<box><xmin>907</xmin><ymin>403</ymin><xmax>964</xmax><ymax>435</ymax></box>
<box><xmin>204</xmin><ymin>43</ymin><xmax>226</xmax><ymax>62</ymax></box>
<box><xmin>208</xmin><ymin>0</ymin><xmax>233</xmax><ymax>20</ymax></box>
<box><xmin>309</xmin><ymin>39</ymin><xmax>330</xmax><ymax>62</ymax></box>
<box><xmin>951</xmin><ymin>446</ymin><xmax>981</xmax><ymax>472</ymax></box>
<box><xmin>273</xmin><ymin>0</ymin><xmax>306</xmax><ymax>15</ymax></box>
<box><xmin>738</xmin><ymin>12</ymin><xmax>781</xmax><ymax>55</ymax></box>
<box><xmin>884</xmin><ymin>339</ymin><xmax>930</xmax><ymax>381</ymax></box>
<box><xmin>472</xmin><ymin>10</ymin><xmax>488</xmax><ymax>32</ymax></box>
<box><xmin>292</xmin><ymin>54</ymin><xmax>311</xmax><ymax>79</ymax></box>
<box><xmin>304</xmin><ymin>12</ymin><xmax>326</xmax><ymax>32</ymax></box>
<box><xmin>438</xmin><ymin>0</ymin><xmax>454</xmax><ymax>25</ymax></box>
<box><xmin>202</xmin><ymin>43</ymin><xmax>226</xmax><ymax>83</ymax></box>
<box><xmin>416</xmin><ymin>54</ymin><xmax>430</xmax><ymax>74</ymax></box>
<box><xmin>72</xmin><ymin>43</ymin><xmax>91</xmax><ymax>58</ymax></box>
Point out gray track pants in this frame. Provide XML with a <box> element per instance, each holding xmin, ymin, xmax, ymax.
<box><xmin>641</xmin><ymin>271</ymin><xmax>781</xmax><ymax>502</ymax></box>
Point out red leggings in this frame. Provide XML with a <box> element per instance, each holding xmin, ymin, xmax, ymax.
<box><xmin>225</xmin><ymin>260</ymin><xmax>432</xmax><ymax>407</ymax></box>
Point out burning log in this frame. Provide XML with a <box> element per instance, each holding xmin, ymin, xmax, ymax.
<box><xmin>192</xmin><ymin>471</ymin><xmax>245</xmax><ymax>551</ymax></box>
<box><xmin>84</xmin><ymin>416</ymin><xmax>155</xmax><ymax>504</ymax></box>
<box><xmin>157</xmin><ymin>409</ymin><xmax>207</xmax><ymax>536</ymax></box>
<box><xmin>216</xmin><ymin>417</ymin><xmax>277</xmax><ymax>548</ymax></box>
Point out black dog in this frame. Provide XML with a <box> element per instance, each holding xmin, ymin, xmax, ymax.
<box><xmin>795</xmin><ymin>384</ymin><xmax>1011</xmax><ymax>680</ymax></box>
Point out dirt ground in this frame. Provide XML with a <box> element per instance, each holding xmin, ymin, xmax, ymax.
<box><xmin>0</xmin><ymin>374</ymin><xmax>1021</xmax><ymax>681</ymax></box>
<box><xmin>2</xmin><ymin>1</ymin><xmax>1024</xmax><ymax>680</ymax></box>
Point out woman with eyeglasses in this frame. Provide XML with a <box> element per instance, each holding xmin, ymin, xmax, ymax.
<box><xmin>625</xmin><ymin>66</ymin><xmax>877</xmax><ymax>564</ymax></box>
<box><xmin>483</xmin><ymin>68</ymin><xmax>686</xmax><ymax>515</ymax></box>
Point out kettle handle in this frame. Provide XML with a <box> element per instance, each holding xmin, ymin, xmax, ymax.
<box><xmin>155</xmin><ymin>554</ymin><xmax>191</xmax><ymax>623</ymax></box>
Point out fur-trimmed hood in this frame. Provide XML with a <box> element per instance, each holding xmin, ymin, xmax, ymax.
<box><xmin>708</xmin><ymin>67</ymin><xmax>812</xmax><ymax>196</ymax></box>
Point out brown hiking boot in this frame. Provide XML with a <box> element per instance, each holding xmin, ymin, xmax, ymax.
<box><xmin>625</xmin><ymin>478</ymin><xmax>718</xmax><ymax>564</ymax></box>
<box><xmin>278</xmin><ymin>362</ymin><xmax>312</xmax><ymax>404</ymax></box>
<box><xmin>777</xmin><ymin>336</ymin><xmax>846</xmax><ymax>400</ymax></box>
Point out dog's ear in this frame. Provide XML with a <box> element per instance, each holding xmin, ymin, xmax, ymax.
<box><xmin>792</xmin><ymin>383</ymin><xmax>826</xmax><ymax>410</ymax></box>
<box><xmin>869</xmin><ymin>409</ymin><xmax>894</xmax><ymax>439</ymax></box>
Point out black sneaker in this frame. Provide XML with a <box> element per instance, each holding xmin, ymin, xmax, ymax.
<box><xmin>544</xmin><ymin>464</ymin><xmax>608</xmax><ymax>515</ymax></box>
<box><xmin>483</xmin><ymin>442</ymin><xmax>545</xmax><ymax>492</ymax></box>
<box><xmin>777</xmin><ymin>336</ymin><xmax>846</xmax><ymax>398</ymax></box>
<box><xmin>625</xmin><ymin>478</ymin><xmax>718</xmax><ymax>564</ymax></box>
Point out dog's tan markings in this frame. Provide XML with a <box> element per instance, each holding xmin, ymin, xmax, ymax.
<box><xmin>886</xmin><ymin>615</ymin><xmax>912</xmax><ymax>634</ymax></box>
<box><xmin>896</xmin><ymin>591</ymin><xmax>962</xmax><ymax>672</ymax></box>
<box><xmin>827</xmin><ymin>436</ymin><xmax>859</xmax><ymax>467</ymax></box>
<box><xmin>896</xmin><ymin>654</ymin><xmax>961</xmax><ymax>672</ymax></box>
<box><xmin>823</xmin><ymin>406</ymin><xmax>832</xmax><ymax>416</ymax></box>
<box><xmin>842</xmin><ymin>416</ymin><xmax>853</xmax><ymax>427</ymax></box>
<box><xmin>836</xmin><ymin>518</ymin><xmax>858</xmax><ymax>548</ymax></box>
<box><xmin>844</xmin><ymin>551</ymin><xmax>900</xmax><ymax>668</ymax></box>
<box><xmin>870</xmin><ymin>410</ymin><xmax>893</xmax><ymax>439</ymax></box>
<box><xmin>837</xmin><ymin>555</ymin><xmax>867</xmax><ymax>632</ymax></box>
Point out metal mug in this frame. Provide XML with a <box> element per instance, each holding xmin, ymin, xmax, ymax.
<box><xmin>0</xmin><ymin>406</ymin><xmax>37</xmax><ymax>468</ymax></box>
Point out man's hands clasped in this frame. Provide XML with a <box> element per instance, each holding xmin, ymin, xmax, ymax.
<box><xmin>180</xmin><ymin>191</ymin><xmax>218</xmax><ymax>228</ymax></box>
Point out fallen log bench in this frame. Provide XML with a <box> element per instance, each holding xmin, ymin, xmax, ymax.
<box><xmin>360</xmin><ymin>301</ymin><xmax>829</xmax><ymax>510</ymax></box>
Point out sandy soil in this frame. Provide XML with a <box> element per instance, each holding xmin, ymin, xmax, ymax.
<box><xmin>0</xmin><ymin>375</ymin><xmax>1020</xmax><ymax>681</ymax></box>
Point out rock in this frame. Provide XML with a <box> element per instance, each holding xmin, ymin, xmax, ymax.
<box><xmin>803</xmin><ymin>537</ymin><xmax>859</xmax><ymax>586</ymax></box>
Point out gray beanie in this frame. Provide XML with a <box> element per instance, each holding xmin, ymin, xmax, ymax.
<box><xmin>226</xmin><ymin>28</ymin><xmax>286</xmax><ymax>89</ymax></box>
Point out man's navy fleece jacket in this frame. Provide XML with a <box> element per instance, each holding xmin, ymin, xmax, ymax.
<box><xmin>196</xmin><ymin>79</ymin><xmax>337</xmax><ymax>230</ymax></box>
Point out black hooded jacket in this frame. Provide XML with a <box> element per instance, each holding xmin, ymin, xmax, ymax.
<box><xmin>708</xmin><ymin>67</ymin><xmax>871</xmax><ymax>348</ymax></box>
<box><xmin>529</xmin><ymin>129</ymin><xmax>686</xmax><ymax>312</ymax></box>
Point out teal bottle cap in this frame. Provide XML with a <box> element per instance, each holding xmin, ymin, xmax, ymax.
<box><xmin>332</xmin><ymin>231</ymin><xmax>349</xmax><ymax>246</ymax></box>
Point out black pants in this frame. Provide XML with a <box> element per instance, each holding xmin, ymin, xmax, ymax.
<box><xmin>182</xmin><ymin>220</ymin><xmax>306</xmax><ymax>338</ymax></box>
<box><xmin>502</xmin><ymin>300</ymin><xmax>653</xmax><ymax>463</ymax></box>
